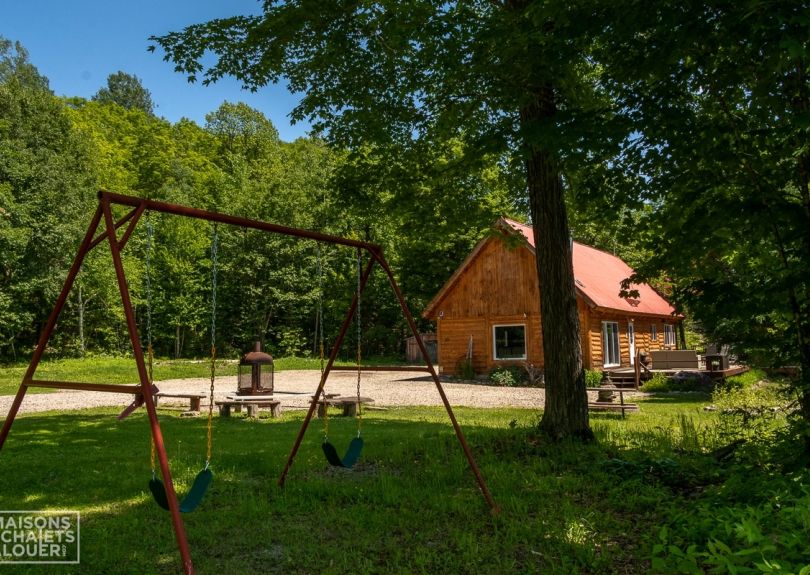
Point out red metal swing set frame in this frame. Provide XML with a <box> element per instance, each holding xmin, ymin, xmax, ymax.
<box><xmin>0</xmin><ymin>191</ymin><xmax>498</xmax><ymax>574</ymax></box>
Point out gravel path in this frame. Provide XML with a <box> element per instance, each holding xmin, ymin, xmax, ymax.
<box><xmin>1</xmin><ymin>370</ymin><xmax>552</xmax><ymax>415</ymax></box>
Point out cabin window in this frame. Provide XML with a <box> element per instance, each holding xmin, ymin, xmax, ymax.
<box><xmin>651</xmin><ymin>324</ymin><xmax>658</xmax><ymax>341</ymax></box>
<box><xmin>602</xmin><ymin>321</ymin><xmax>620</xmax><ymax>367</ymax></box>
<box><xmin>493</xmin><ymin>325</ymin><xmax>526</xmax><ymax>360</ymax></box>
<box><xmin>664</xmin><ymin>324</ymin><xmax>676</xmax><ymax>347</ymax></box>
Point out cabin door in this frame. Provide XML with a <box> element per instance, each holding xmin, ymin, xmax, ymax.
<box><xmin>628</xmin><ymin>321</ymin><xmax>635</xmax><ymax>366</ymax></box>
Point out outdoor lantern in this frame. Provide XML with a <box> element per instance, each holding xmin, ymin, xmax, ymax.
<box><xmin>237</xmin><ymin>341</ymin><xmax>274</xmax><ymax>395</ymax></box>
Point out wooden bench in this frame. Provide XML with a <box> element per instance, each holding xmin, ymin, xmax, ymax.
<box><xmin>585</xmin><ymin>387</ymin><xmax>639</xmax><ymax>418</ymax></box>
<box><xmin>154</xmin><ymin>392</ymin><xmax>207</xmax><ymax>412</ymax></box>
<box><xmin>649</xmin><ymin>350</ymin><xmax>699</xmax><ymax>370</ymax></box>
<box><xmin>313</xmin><ymin>396</ymin><xmax>375</xmax><ymax>417</ymax></box>
<box><xmin>215</xmin><ymin>397</ymin><xmax>281</xmax><ymax>418</ymax></box>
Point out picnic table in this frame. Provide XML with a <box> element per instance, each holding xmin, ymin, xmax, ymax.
<box><xmin>585</xmin><ymin>387</ymin><xmax>639</xmax><ymax>418</ymax></box>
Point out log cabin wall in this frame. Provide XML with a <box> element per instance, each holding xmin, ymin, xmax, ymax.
<box><xmin>578</xmin><ymin>299</ymin><xmax>593</xmax><ymax>370</ymax></box>
<box><xmin>585</xmin><ymin>310</ymin><xmax>680</xmax><ymax>369</ymax></box>
<box><xmin>634</xmin><ymin>317</ymin><xmax>680</xmax><ymax>354</ymax></box>
<box><xmin>436</xmin><ymin>318</ymin><xmax>488</xmax><ymax>374</ymax></box>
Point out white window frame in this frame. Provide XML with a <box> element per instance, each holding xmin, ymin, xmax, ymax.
<box><xmin>602</xmin><ymin>321</ymin><xmax>621</xmax><ymax>367</ymax></box>
<box><xmin>651</xmin><ymin>324</ymin><xmax>658</xmax><ymax>341</ymax></box>
<box><xmin>664</xmin><ymin>324</ymin><xmax>676</xmax><ymax>347</ymax></box>
<box><xmin>492</xmin><ymin>324</ymin><xmax>527</xmax><ymax>361</ymax></box>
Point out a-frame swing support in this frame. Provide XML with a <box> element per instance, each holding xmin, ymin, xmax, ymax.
<box><xmin>0</xmin><ymin>191</ymin><xmax>499</xmax><ymax>575</ymax></box>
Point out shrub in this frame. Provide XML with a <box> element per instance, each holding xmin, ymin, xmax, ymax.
<box><xmin>640</xmin><ymin>372</ymin><xmax>673</xmax><ymax>391</ymax></box>
<box><xmin>490</xmin><ymin>369</ymin><xmax>516</xmax><ymax>386</ymax></box>
<box><xmin>272</xmin><ymin>327</ymin><xmax>307</xmax><ymax>357</ymax></box>
<box><xmin>489</xmin><ymin>365</ymin><xmax>527</xmax><ymax>386</ymax></box>
<box><xmin>720</xmin><ymin>368</ymin><xmax>769</xmax><ymax>391</ymax></box>
<box><xmin>710</xmin><ymin>381</ymin><xmax>791</xmax><ymax>451</ymax></box>
<box><xmin>642</xmin><ymin>372</ymin><xmax>713</xmax><ymax>392</ymax></box>
<box><xmin>584</xmin><ymin>369</ymin><xmax>604</xmax><ymax>387</ymax></box>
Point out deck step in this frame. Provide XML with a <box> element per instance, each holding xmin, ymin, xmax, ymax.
<box><xmin>605</xmin><ymin>370</ymin><xmax>647</xmax><ymax>389</ymax></box>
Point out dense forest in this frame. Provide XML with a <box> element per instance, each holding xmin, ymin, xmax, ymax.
<box><xmin>0</xmin><ymin>38</ymin><xmax>520</xmax><ymax>363</ymax></box>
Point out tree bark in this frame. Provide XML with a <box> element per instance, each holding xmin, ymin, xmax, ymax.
<box><xmin>520</xmin><ymin>88</ymin><xmax>592</xmax><ymax>441</ymax></box>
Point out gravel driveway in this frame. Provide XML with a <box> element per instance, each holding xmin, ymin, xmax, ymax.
<box><xmin>1</xmin><ymin>370</ymin><xmax>549</xmax><ymax>416</ymax></box>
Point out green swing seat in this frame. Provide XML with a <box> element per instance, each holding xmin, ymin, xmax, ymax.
<box><xmin>322</xmin><ymin>437</ymin><xmax>364</xmax><ymax>469</ymax></box>
<box><xmin>149</xmin><ymin>468</ymin><xmax>213</xmax><ymax>513</ymax></box>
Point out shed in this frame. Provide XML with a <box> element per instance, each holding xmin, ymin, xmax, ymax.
<box><xmin>405</xmin><ymin>333</ymin><xmax>438</xmax><ymax>364</ymax></box>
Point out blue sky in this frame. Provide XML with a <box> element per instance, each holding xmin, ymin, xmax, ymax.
<box><xmin>1</xmin><ymin>1</ymin><xmax>311</xmax><ymax>141</ymax></box>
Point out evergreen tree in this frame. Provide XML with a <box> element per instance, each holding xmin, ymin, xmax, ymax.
<box><xmin>93</xmin><ymin>71</ymin><xmax>155</xmax><ymax>115</ymax></box>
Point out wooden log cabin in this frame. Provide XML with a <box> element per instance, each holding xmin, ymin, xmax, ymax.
<box><xmin>422</xmin><ymin>218</ymin><xmax>682</xmax><ymax>376</ymax></box>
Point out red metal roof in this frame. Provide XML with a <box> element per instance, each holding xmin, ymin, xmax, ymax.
<box><xmin>502</xmin><ymin>218</ymin><xmax>677</xmax><ymax>317</ymax></box>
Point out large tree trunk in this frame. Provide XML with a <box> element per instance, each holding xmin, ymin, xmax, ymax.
<box><xmin>520</xmin><ymin>89</ymin><xmax>592</xmax><ymax>441</ymax></box>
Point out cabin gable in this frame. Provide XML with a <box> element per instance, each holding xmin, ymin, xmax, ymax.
<box><xmin>433</xmin><ymin>235</ymin><xmax>539</xmax><ymax>319</ymax></box>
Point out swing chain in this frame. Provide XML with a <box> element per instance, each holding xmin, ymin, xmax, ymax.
<box><xmin>317</xmin><ymin>244</ymin><xmax>325</xmax><ymax>376</ymax></box>
<box><xmin>206</xmin><ymin>224</ymin><xmax>218</xmax><ymax>466</ymax></box>
<box><xmin>318</xmin><ymin>243</ymin><xmax>329</xmax><ymax>441</ymax></box>
<box><xmin>145</xmin><ymin>213</ymin><xmax>155</xmax><ymax>385</ymax></box>
<box><xmin>145</xmin><ymin>215</ymin><xmax>153</xmax><ymax>346</ymax></box>
<box><xmin>356</xmin><ymin>248</ymin><xmax>362</xmax><ymax>436</ymax></box>
<box><xmin>146</xmin><ymin>213</ymin><xmax>157</xmax><ymax>476</ymax></box>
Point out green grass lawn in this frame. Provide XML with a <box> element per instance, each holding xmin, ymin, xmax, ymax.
<box><xmin>0</xmin><ymin>404</ymin><xmax>654</xmax><ymax>574</ymax></box>
<box><xmin>1</xmin><ymin>373</ymin><xmax>806</xmax><ymax>574</ymax></box>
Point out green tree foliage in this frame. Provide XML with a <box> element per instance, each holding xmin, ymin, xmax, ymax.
<box><xmin>205</xmin><ymin>101</ymin><xmax>280</xmax><ymax>160</ymax></box>
<box><xmin>70</xmin><ymin>95</ymin><xmax>348</xmax><ymax>360</ymax></box>
<box><xmin>65</xmin><ymin>98</ymin><xmax>218</xmax><ymax>356</ymax></box>
<box><xmin>0</xmin><ymin>39</ymin><xmax>49</xmax><ymax>91</ymax></box>
<box><xmin>600</xmin><ymin>1</ymin><xmax>810</xmax><ymax>449</ymax></box>
<box><xmin>0</xmin><ymin>36</ymin><xmax>529</xmax><ymax>368</ymax></box>
<box><xmin>92</xmin><ymin>71</ymin><xmax>155</xmax><ymax>115</ymax></box>
<box><xmin>204</xmin><ymin>102</ymin><xmax>332</xmax><ymax>356</ymax></box>
<box><xmin>148</xmin><ymin>0</ymin><xmax>633</xmax><ymax>439</ymax></box>
<box><xmin>0</xmin><ymin>38</ymin><xmax>96</xmax><ymax>359</ymax></box>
